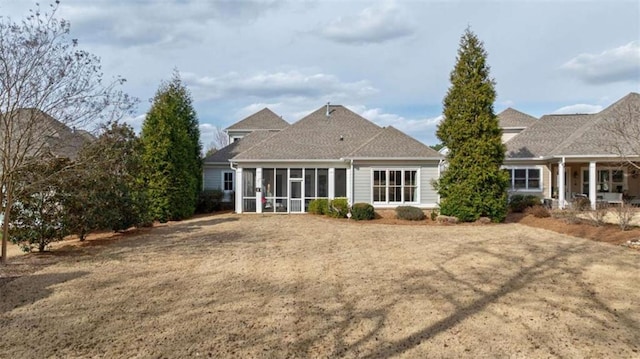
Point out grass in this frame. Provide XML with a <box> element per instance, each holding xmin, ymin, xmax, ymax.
<box><xmin>1</xmin><ymin>213</ymin><xmax>639</xmax><ymax>358</ymax></box>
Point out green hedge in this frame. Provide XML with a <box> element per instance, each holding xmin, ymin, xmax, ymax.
<box><xmin>308</xmin><ymin>198</ymin><xmax>329</xmax><ymax>215</ymax></box>
<box><xmin>195</xmin><ymin>189</ymin><xmax>225</xmax><ymax>214</ymax></box>
<box><xmin>396</xmin><ymin>206</ymin><xmax>425</xmax><ymax>221</ymax></box>
<box><xmin>351</xmin><ymin>202</ymin><xmax>375</xmax><ymax>221</ymax></box>
<box><xmin>508</xmin><ymin>194</ymin><xmax>540</xmax><ymax>213</ymax></box>
<box><xmin>328</xmin><ymin>198</ymin><xmax>349</xmax><ymax>218</ymax></box>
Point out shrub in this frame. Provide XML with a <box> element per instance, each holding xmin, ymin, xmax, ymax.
<box><xmin>351</xmin><ymin>203</ymin><xmax>375</xmax><ymax>221</ymax></box>
<box><xmin>430</xmin><ymin>208</ymin><xmax>439</xmax><ymax>221</ymax></box>
<box><xmin>308</xmin><ymin>198</ymin><xmax>329</xmax><ymax>215</ymax></box>
<box><xmin>508</xmin><ymin>194</ymin><xmax>540</xmax><ymax>213</ymax></box>
<box><xmin>396</xmin><ymin>206</ymin><xmax>426</xmax><ymax>221</ymax></box>
<box><xmin>587</xmin><ymin>202</ymin><xmax>608</xmax><ymax>226</ymax></box>
<box><xmin>195</xmin><ymin>189</ymin><xmax>224</xmax><ymax>214</ymax></box>
<box><xmin>328</xmin><ymin>198</ymin><xmax>349</xmax><ymax>218</ymax></box>
<box><xmin>525</xmin><ymin>205</ymin><xmax>551</xmax><ymax>218</ymax></box>
<box><xmin>436</xmin><ymin>215</ymin><xmax>459</xmax><ymax>224</ymax></box>
<box><xmin>572</xmin><ymin>197</ymin><xmax>591</xmax><ymax>212</ymax></box>
<box><xmin>614</xmin><ymin>202</ymin><xmax>635</xmax><ymax>231</ymax></box>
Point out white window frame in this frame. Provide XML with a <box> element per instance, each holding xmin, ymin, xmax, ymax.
<box><xmin>371</xmin><ymin>168</ymin><xmax>420</xmax><ymax>205</ymax></box>
<box><xmin>222</xmin><ymin>171</ymin><xmax>234</xmax><ymax>192</ymax></box>
<box><xmin>504</xmin><ymin>166</ymin><xmax>543</xmax><ymax>191</ymax></box>
<box><xmin>581</xmin><ymin>166</ymin><xmax>626</xmax><ymax>194</ymax></box>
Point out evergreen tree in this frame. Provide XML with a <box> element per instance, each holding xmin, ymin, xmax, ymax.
<box><xmin>141</xmin><ymin>72</ymin><xmax>202</xmax><ymax>222</ymax></box>
<box><xmin>435</xmin><ymin>28</ymin><xmax>508</xmax><ymax>222</ymax></box>
<box><xmin>68</xmin><ymin>122</ymin><xmax>150</xmax><ymax>237</ymax></box>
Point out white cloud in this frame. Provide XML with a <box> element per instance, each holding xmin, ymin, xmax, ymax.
<box><xmin>349</xmin><ymin>105</ymin><xmax>442</xmax><ymax>145</ymax></box>
<box><xmin>316</xmin><ymin>0</ymin><xmax>415</xmax><ymax>44</ymax></box>
<box><xmin>182</xmin><ymin>70</ymin><xmax>378</xmax><ymax>102</ymax></box>
<box><xmin>561</xmin><ymin>41</ymin><xmax>640</xmax><ymax>85</ymax></box>
<box><xmin>61</xmin><ymin>0</ymin><xmax>281</xmax><ymax>47</ymax></box>
<box><xmin>552</xmin><ymin>104</ymin><xmax>603</xmax><ymax>114</ymax></box>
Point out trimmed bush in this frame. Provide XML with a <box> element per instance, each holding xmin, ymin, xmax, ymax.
<box><xmin>351</xmin><ymin>203</ymin><xmax>375</xmax><ymax>221</ymax></box>
<box><xmin>308</xmin><ymin>198</ymin><xmax>329</xmax><ymax>215</ymax></box>
<box><xmin>396</xmin><ymin>206</ymin><xmax>426</xmax><ymax>221</ymax></box>
<box><xmin>524</xmin><ymin>205</ymin><xmax>550</xmax><ymax>218</ymax></box>
<box><xmin>508</xmin><ymin>194</ymin><xmax>540</xmax><ymax>213</ymax></box>
<box><xmin>328</xmin><ymin>198</ymin><xmax>349</xmax><ymax>218</ymax></box>
<box><xmin>195</xmin><ymin>189</ymin><xmax>224</xmax><ymax>214</ymax></box>
<box><xmin>430</xmin><ymin>209</ymin><xmax>439</xmax><ymax>221</ymax></box>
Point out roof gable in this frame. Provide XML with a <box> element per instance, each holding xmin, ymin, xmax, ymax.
<box><xmin>348</xmin><ymin>126</ymin><xmax>442</xmax><ymax>158</ymax></box>
<box><xmin>505</xmin><ymin>113</ymin><xmax>594</xmax><ymax>158</ymax></box>
<box><xmin>498</xmin><ymin>108</ymin><xmax>537</xmax><ymax>128</ymax></box>
<box><xmin>233</xmin><ymin>105</ymin><xmax>384</xmax><ymax>160</ymax></box>
<box><xmin>225</xmin><ymin>108</ymin><xmax>289</xmax><ymax>131</ymax></box>
<box><xmin>555</xmin><ymin>92</ymin><xmax>640</xmax><ymax>156</ymax></box>
<box><xmin>204</xmin><ymin>130</ymin><xmax>276</xmax><ymax>163</ymax></box>
<box><xmin>505</xmin><ymin>92</ymin><xmax>640</xmax><ymax>159</ymax></box>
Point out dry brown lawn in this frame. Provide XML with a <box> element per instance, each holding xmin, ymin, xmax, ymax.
<box><xmin>1</xmin><ymin>213</ymin><xmax>639</xmax><ymax>358</ymax></box>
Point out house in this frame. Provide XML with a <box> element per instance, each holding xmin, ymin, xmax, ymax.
<box><xmin>203</xmin><ymin>104</ymin><xmax>443</xmax><ymax>213</ymax></box>
<box><xmin>504</xmin><ymin>92</ymin><xmax>640</xmax><ymax>208</ymax></box>
<box><xmin>0</xmin><ymin>108</ymin><xmax>94</xmax><ymax>161</ymax></box>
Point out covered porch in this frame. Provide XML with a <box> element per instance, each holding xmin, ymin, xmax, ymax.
<box><xmin>550</xmin><ymin>158</ymin><xmax>640</xmax><ymax>209</ymax></box>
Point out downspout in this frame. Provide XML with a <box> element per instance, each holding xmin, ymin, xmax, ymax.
<box><xmin>350</xmin><ymin>159</ymin><xmax>354</xmax><ymax>206</ymax></box>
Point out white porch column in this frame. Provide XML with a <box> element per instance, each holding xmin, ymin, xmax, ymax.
<box><xmin>256</xmin><ymin>167</ymin><xmax>263</xmax><ymax>213</ymax></box>
<box><xmin>547</xmin><ymin>165</ymin><xmax>553</xmax><ymax>198</ymax></box>
<box><xmin>558</xmin><ymin>159</ymin><xmax>566</xmax><ymax>209</ymax></box>
<box><xmin>235</xmin><ymin>168</ymin><xmax>243</xmax><ymax>214</ymax></box>
<box><xmin>589</xmin><ymin>161</ymin><xmax>597</xmax><ymax>210</ymax></box>
<box><xmin>328</xmin><ymin>168</ymin><xmax>335</xmax><ymax>199</ymax></box>
<box><xmin>346</xmin><ymin>167</ymin><xmax>352</xmax><ymax>205</ymax></box>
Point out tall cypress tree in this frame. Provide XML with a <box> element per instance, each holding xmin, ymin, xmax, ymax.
<box><xmin>141</xmin><ymin>71</ymin><xmax>202</xmax><ymax>222</ymax></box>
<box><xmin>436</xmin><ymin>28</ymin><xmax>508</xmax><ymax>222</ymax></box>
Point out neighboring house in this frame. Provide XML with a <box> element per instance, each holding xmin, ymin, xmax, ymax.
<box><xmin>504</xmin><ymin>92</ymin><xmax>640</xmax><ymax>208</ymax></box>
<box><xmin>498</xmin><ymin>108</ymin><xmax>537</xmax><ymax>143</ymax></box>
<box><xmin>225</xmin><ymin>108</ymin><xmax>289</xmax><ymax>144</ymax></box>
<box><xmin>0</xmin><ymin>108</ymin><xmax>94</xmax><ymax>161</ymax></box>
<box><xmin>203</xmin><ymin>104</ymin><xmax>443</xmax><ymax>213</ymax></box>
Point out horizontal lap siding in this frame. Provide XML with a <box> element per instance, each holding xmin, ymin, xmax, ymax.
<box><xmin>204</xmin><ymin>167</ymin><xmax>223</xmax><ymax>190</ymax></box>
<box><xmin>353</xmin><ymin>166</ymin><xmax>371</xmax><ymax>203</ymax></box>
<box><xmin>420</xmin><ymin>165</ymin><xmax>439</xmax><ymax>205</ymax></box>
<box><xmin>354</xmin><ymin>162</ymin><xmax>440</xmax><ymax>207</ymax></box>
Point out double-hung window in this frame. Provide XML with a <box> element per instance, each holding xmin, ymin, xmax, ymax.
<box><xmin>223</xmin><ymin>171</ymin><xmax>234</xmax><ymax>191</ymax></box>
<box><xmin>372</xmin><ymin>169</ymin><xmax>419</xmax><ymax>204</ymax></box>
<box><xmin>505</xmin><ymin>167</ymin><xmax>541</xmax><ymax>191</ymax></box>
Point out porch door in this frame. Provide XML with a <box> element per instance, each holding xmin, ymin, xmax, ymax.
<box><xmin>289</xmin><ymin>180</ymin><xmax>303</xmax><ymax>213</ymax></box>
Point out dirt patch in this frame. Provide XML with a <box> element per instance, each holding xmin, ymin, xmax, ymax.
<box><xmin>1</xmin><ymin>213</ymin><xmax>639</xmax><ymax>358</ymax></box>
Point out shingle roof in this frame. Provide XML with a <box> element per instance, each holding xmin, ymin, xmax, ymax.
<box><xmin>225</xmin><ymin>108</ymin><xmax>289</xmax><ymax>131</ymax></box>
<box><xmin>1</xmin><ymin>108</ymin><xmax>94</xmax><ymax>160</ymax></box>
<box><xmin>505</xmin><ymin>92</ymin><xmax>640</xmax><ymax>159</ymax></box>
<box><xmin>203</xmin><ymin>130</ymin><xmax>276</xmax><ymax>163</ymax></box>
<box><xmin>498</xmin><ymin>108</ymin><xmax>537</xmax><ymax>128</ymax></box>
<box><xmin>555</xmin><ymin>92</ymin><xmax>640</xmax><ymax>156</ymax></box>
<box><xmin>505</xmin><ymin>114</ymin><xmax>594</xmax><ymax>158</ymax></box>
<box><xmin>348</xmin><ymin>126</ymin><xmax>442</xmax><ymax>158</ymax></box>
<box><xmin>233</xmin><ymin>105</ymin><xmax>385</xmax><ymax>160</ymax></box>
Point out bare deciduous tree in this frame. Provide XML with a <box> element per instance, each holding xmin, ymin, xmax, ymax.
<box><xmin>204</xmin><ymin>126</ymin><xmax>229</xmax><ymax>157</ymax></box>
<box><xmin>598</xmin><ymin>95</ymin><xmax>640</xmax><ymax>170</ymax></box>
<box><xmin>0</xmin><ymin>2</ymin><xmax>136</xmax><ymax>263</ymax></box>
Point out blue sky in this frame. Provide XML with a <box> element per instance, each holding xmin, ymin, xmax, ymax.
<box><xmin>1</xmin><ymin>0</ymin><xmax>639</xmax><ymax>148</ymax></box>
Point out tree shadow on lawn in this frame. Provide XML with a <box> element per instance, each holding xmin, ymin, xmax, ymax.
<box><xmin>0</xmin><ymin>270</ymin><xmax>88</xmax><ymax>315</ymax></box>
<box><xmin>206</xmin><ymin>240</ymin><xmax>640</xmax><ymax>358</ymax></box>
